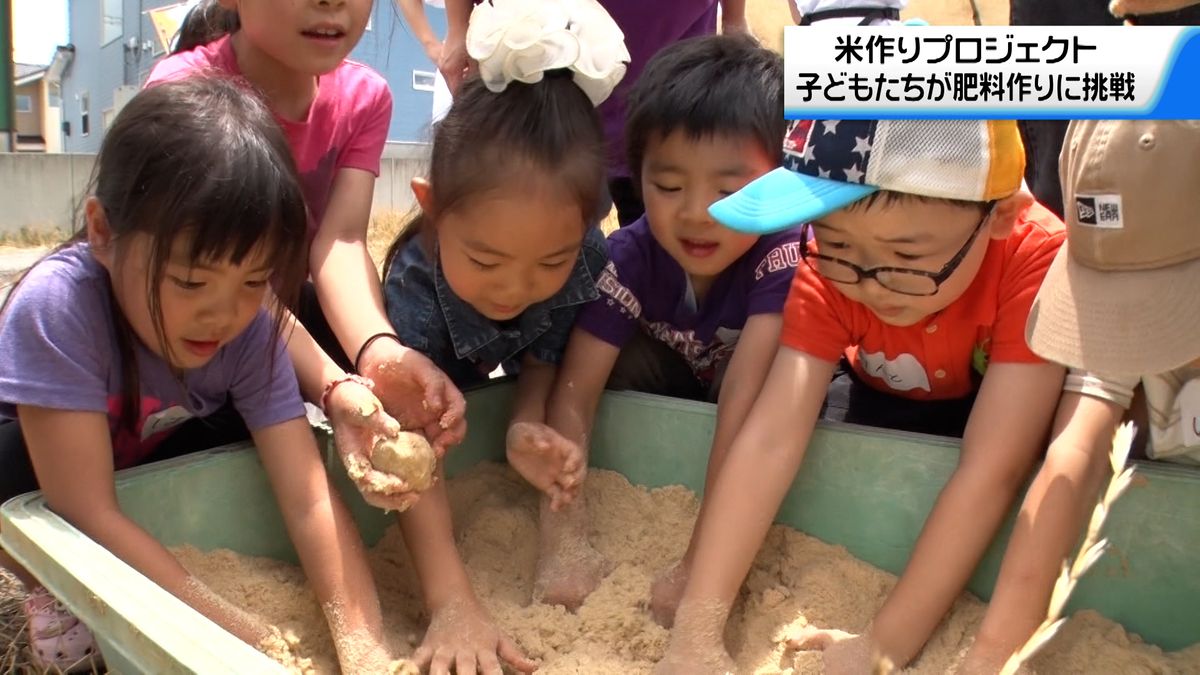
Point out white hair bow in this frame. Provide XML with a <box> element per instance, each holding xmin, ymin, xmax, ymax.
<box><xmin>466</xmin><ymin>0</ymin><xmax>631</xmax><ymax>106</ymax></box>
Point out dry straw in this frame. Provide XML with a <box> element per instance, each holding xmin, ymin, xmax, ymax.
<box><xmin>998</xmin><ymin>421</ymin><xmax>1137</xmax><ymax>675</ymax></box>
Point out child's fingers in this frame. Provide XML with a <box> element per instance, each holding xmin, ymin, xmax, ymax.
<box><xmin>559</xmin><ymin>448</ymin><xmax>584</xmax><ymax>476</ymax></box>
<box><xmin>499</xmin><ymin>637</ymin><xmax>539</xmax><ymax>673</ymax></box>
<box><xmin>547</xmin><ymin>485</ymin><xmax>567</xmax><ymax>512</ymax></box>
<box><xmin>412</xmin><ymin>645</ymin><xmax>433</xmax><ymax>670</ymax></box>
<box><xmin>369</xmin><ymin>408</ymin><xmax>402</xmax><ymax>437</ymax></box>
<box><xmin>785</xmin><ymin>626</ymin><xmax>853</xmax><ymax>651</ymax></box>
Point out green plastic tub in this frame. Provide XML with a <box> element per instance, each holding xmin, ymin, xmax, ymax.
<box><xmin>3</xmin><ymin>382</ymin><xmax>1198</xmax><ymax>672</ymax></box>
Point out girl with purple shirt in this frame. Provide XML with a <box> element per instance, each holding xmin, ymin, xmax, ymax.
<box><xmin>0</xmin><ymin>78</ymin><xmax>398</xmax><ymax>673</ymax></box>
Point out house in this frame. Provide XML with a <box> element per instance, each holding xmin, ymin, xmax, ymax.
<box><xmin>13</xmin><ymin>63</ymin><xmax>63</xmax><ymax>153</ymax></box>
<box><xmin>57</xmin><ymin>0</ymin><xmax>445</xmax><ymax>153</ymax></box>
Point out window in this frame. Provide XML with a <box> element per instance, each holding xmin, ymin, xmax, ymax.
<box><xmin>80</xmin><ymin>92</ymin><xmax>90</xmax><ymax>136</ymax></box>
<box><xmin>412</xmin><ymin>71</ymin><xmax>436</xmax><ymax>92</ymax></box>
<box><xmin>102</xmin><ymin>0</ymin><xmax>123</xmax><ymax>46</ymax></box>
<box><xmin>15</xmin><ymin>95</ymin><xmax>33</xmax><ymax>114</ymax></box>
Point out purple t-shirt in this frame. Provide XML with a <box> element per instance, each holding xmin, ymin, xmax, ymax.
<box><xmin>576</xmin><ymin>216</ymin><xmax>804</xmax><ymax>380</ymax></box>
<box><xmin>468</xmin><ymin>0</ymin><xmax>719</xmax><ymax>179</ymax></box>
<box><xmin>600</xmin><ymin>1</ymin><xmax>719</xmax><ymax>178</ymax></box>
<box><xmin>0</xmin><ymin>244</ymin><xmax>305</xmax><ymax>469</ymax></box>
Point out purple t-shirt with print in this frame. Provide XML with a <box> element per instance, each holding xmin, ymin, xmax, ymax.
<box><xmin>0</xmin><ymin>244</ymin><xmax>305</xmax><ymax>469</ymax></box>
<box><xmin>576</xmin><ymin>216</ymin><xmax>804</xmax><ymax>381</ymax></box>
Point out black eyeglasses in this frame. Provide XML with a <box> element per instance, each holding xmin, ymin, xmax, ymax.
<box><xmin>800</xmin><ymin>203</ymin><xmax>995</xmax><ymax>297</ymax></box>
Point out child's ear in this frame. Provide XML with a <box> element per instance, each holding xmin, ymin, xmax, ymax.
<box><xmin>987</xmin><ymin>190</ymin><xmax>1035</xmax><ymax>240</ymax></box>
<box><xmin>84</xmin><ymin>197</ymin><xmax>116</xmax><ymax>269</ymax></box>
<box><xmin>410</xmin><ymin>177</ymin><xmax>435</xmax><ymax>216</ymax></box>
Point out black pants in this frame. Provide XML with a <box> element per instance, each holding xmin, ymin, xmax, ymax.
<box><xmin>1009</xmin><ymin>0</ymin><xmax>1200</xmax><ymax>218</ymax></box>
<box><xmin>297</xmin><ymin>281</ymin><xmax>353</xmax><ymax>373</ymax></box>
<box><xmin>606</xmin><ymin>331</ymin><xmax>727</xmax><ymax>403</ymax></box>
<box><xmin>819</xmin><ymin>361</ymin><xmax>977</xmax><ymax>439</ymax></box>
<box><xmin>608</xmin><ymin>177</ymin><xmax>645</xmax><ymax>229</ymax></box>
<box><xmin>0</xmin><ymin>403</ymin><xmax>249</xmax><ymax>505</ymax></box>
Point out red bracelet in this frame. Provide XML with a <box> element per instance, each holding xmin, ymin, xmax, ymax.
<box><xmin>320</xmin><ymin>374</ymin><xmax>375</xmax><ymax>414</ymax></box>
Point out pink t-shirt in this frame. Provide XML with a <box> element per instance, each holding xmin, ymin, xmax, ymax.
<box><xmin>146</xmin><ymin>35</ymin><xmax>393</xmax><ymax>239</ymax></box>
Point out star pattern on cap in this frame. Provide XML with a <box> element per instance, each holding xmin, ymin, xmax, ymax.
<box><xmin>786</xmin><ymin>119</ymin><xmax>876</xmax><ymax>185</ymax></box>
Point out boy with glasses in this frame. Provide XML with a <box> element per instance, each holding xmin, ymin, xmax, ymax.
<box><xmin>655</xmin><ymin>119</ymin><xmax>1067</xmax><ymax>674</ymax></box>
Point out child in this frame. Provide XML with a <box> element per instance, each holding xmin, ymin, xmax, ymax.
<box><xmin>0</xmin><ymin>77</ymin><xmax>396</xmax><ymax>673</ymax></box>
<box><xmin>656</xmin><ymin>119</ymin><xmax>1067</xmax><ymax>674</ymax></box>
<box><xmin>962</xmin><ymin>119</ymin><xmax>1200</xmax><ymax>672</ymax></box>
<box><xmin>536</xmin><ymin>33</ymin><xmax>798</xmax><ymax>617</ymax></box>
<box><xmin>382</xmin><ymin>0</ymin><xmax>627</xmax><ymax>612</ymax></box>
<box><xmin>439</xmin><ymin>0</ymin><xmax>752</xmax><ymax>228</ymax></box>
<box><xmin>155</xmin><ymin>0</ymin><xmax>467</xmax><ymax>467</ymax></box>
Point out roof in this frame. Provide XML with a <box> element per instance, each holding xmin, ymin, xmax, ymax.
<box><xmin>14</xmin><ymin>63</ymin><xmax>48</xmax><ymax>86</ymax></box>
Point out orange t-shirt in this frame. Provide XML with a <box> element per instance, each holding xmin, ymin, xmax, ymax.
<box><xmin>780</xmin><ymin>203</ymin><xmax>1065</xmax><ymax>400</ymax></box>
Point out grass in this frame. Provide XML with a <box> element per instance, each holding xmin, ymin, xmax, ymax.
<box><xmin>999</xmin><ymin>422</ymin><xmax>1137</xmax><ymax>675</ymax></box>
<box><xmin>0</xmin><ymin>227</ymin><xmax>69</xmax><ymax>251</ymax></box>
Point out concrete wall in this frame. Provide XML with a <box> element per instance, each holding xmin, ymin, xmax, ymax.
<box><xmin>0</xmin><ymin>146</ymin><xmax>429</xmax><ymax>234</ymax></box>
<box><xmin>0</xmin><ymin>153</ymin><xmax>94</xmax><ymax>232</ymax></box>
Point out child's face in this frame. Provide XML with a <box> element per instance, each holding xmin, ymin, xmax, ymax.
<box><xmin>436</xmin><ymin>183</ymin><xmax>586</xmax><ymax>321</ymax></box>
<box><xmin>809</xmin><ymin>199</ymin><xmax>994</xmax><ymax>327</ymax></box>
<box><xmin>106</xmin><ymin>232</ymin><xmax>275</xmax><ymax>370</ymax></box>
<box><xmin>641</xmin><ymin>131</ymin><xmax>773</xmax><ymax>286</ymax></box>
<box><xmin>223</xmin><ymin>0</ymin><xmax>373</xmax><ymax>76</ymax></box>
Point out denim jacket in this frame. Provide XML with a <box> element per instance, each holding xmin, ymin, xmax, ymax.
<box><xmin>384</xmin><ymin>227</ymin><xmax>608</xmax><ymax>387</ymax></box>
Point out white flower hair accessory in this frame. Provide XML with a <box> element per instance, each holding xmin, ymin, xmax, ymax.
<box><xmin>466</xmin><ymin>0</ymin><xmax>631</xmax><ymax>106</ymax></box>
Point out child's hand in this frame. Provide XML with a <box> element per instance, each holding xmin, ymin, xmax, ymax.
<box><xmin>359</xmin><ymin>338</ymin><xmax>467</xmax><ymax>454</ymax></box>
<box><xmin>414</xmin><ymin>598</ymin><xmax>539</xmax><ymax>674</ymax></box>
<box><xmin>785</xmin><ymin>626</ymin><xmax>876</xmax><ymax>675</ymax></box>
<box><xmin>655</xmin><ymin>631</ymin><xmax>735</xmax><ymax>675</ymax></box>
<box><xmin>327</xmin><ymin>381</ymin><xmax>421</xmax><ymax>512</ymax></box>
<box><xmin>656</xmin><ymin>599</ymin><xmax>736</xmax><ymax>675</ymax></box>
<box><xmin>506</xmin><ymin>422</ymin><xmax>586</xmax><ymax>511</ymax></box>
<box><xmin>332</xmin><ymin>632</ymin><xmax>417</xmax><ymax>675</ymax></box>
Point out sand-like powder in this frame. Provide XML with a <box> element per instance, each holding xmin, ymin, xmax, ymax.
<box><xmin>174</xmin><ymin>463</ymin><xmax>1200</xmax><ymax>674</ymax></box>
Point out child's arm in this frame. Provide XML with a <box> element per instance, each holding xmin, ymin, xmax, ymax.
<box><xmin>660</xmin><ymin>347</ymin><xmax>834</xmax><ymax>671</ymax></box>
<box><xmin>439</xmin><ymin>0</ymin><xmax>473</xmax><ymax>92</ymax></box>
<box><xmin>650</xmin><ymin>313</ymin><xmax>782</xmax><ymax>622</ymax></box>
<box><xmin>960</xmin><ymin>391</ymin><xmax>1121</xmax><ymax>672</ymax></box>
<box><xmin>720</xmin><ymin>0</ymin><xmax>751</xmax><ymax>33</ymax></box>
<box><xmin>394</xmin><ymin>0</ymin><xmax>443</xmax><ymax>64</ymax></box>
<box><xmin>310</xmin><ymin>168</ymin><xmax>466</xmax><ymax>450</ymax></box>
<box><xmin>544</xmin><ymin>328</ymin><xmax>621</xmax><ymax>450</ymax></box>
<box><xmin>856</xmin><ymin>361</ymin><xmax>1065</xmax><ymax>670</ymax></box>
<box><xmin>397</xmin><ymin>476</ymin><xmax>540</xmax><ymax>673</ymax></box>
<box><xmin>18</xmin><ymin>407</ymin><xmax>276</xmax><ymax>647</ymax></box>
<box><xmin>505</xmin><ymin>354</ymin><xmax>585</xmax><ymax>507</ymax></box>
<box><xmin>252</xmin><ymin>418</ymin><xmax>396</xmax><ymax>672</ymax></box>
<box><xmin>704</xmin><ymin>315</ymin><xmax>782</xmax><ymax>504</ymax></box>
<box><xmin>510</xmin><ymin>354</ymin><xmax>558</xmax><ymax>426</ymax></box>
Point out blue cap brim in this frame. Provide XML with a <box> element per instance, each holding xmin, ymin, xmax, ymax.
<box><xmin>709</xmin><ymin>167</ymin><xmax>878</xmax><ymax>234</ymax></box>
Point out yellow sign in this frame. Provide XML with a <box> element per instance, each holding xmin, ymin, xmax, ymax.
<box><xmin>147</xmin><ymin>1</ymin><xmax>201</xmax><ymax>54</ymax></box>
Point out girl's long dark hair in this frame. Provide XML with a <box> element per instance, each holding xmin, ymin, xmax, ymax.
<box><xmin>173</xmin><ymin>0</ymin><xmax>240</xmax><ymax>54</ymax></box>
<box><xmin>3</xmin><ymin>75</ymin><xmax>309</xmax><ymax>431</ymax></box>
